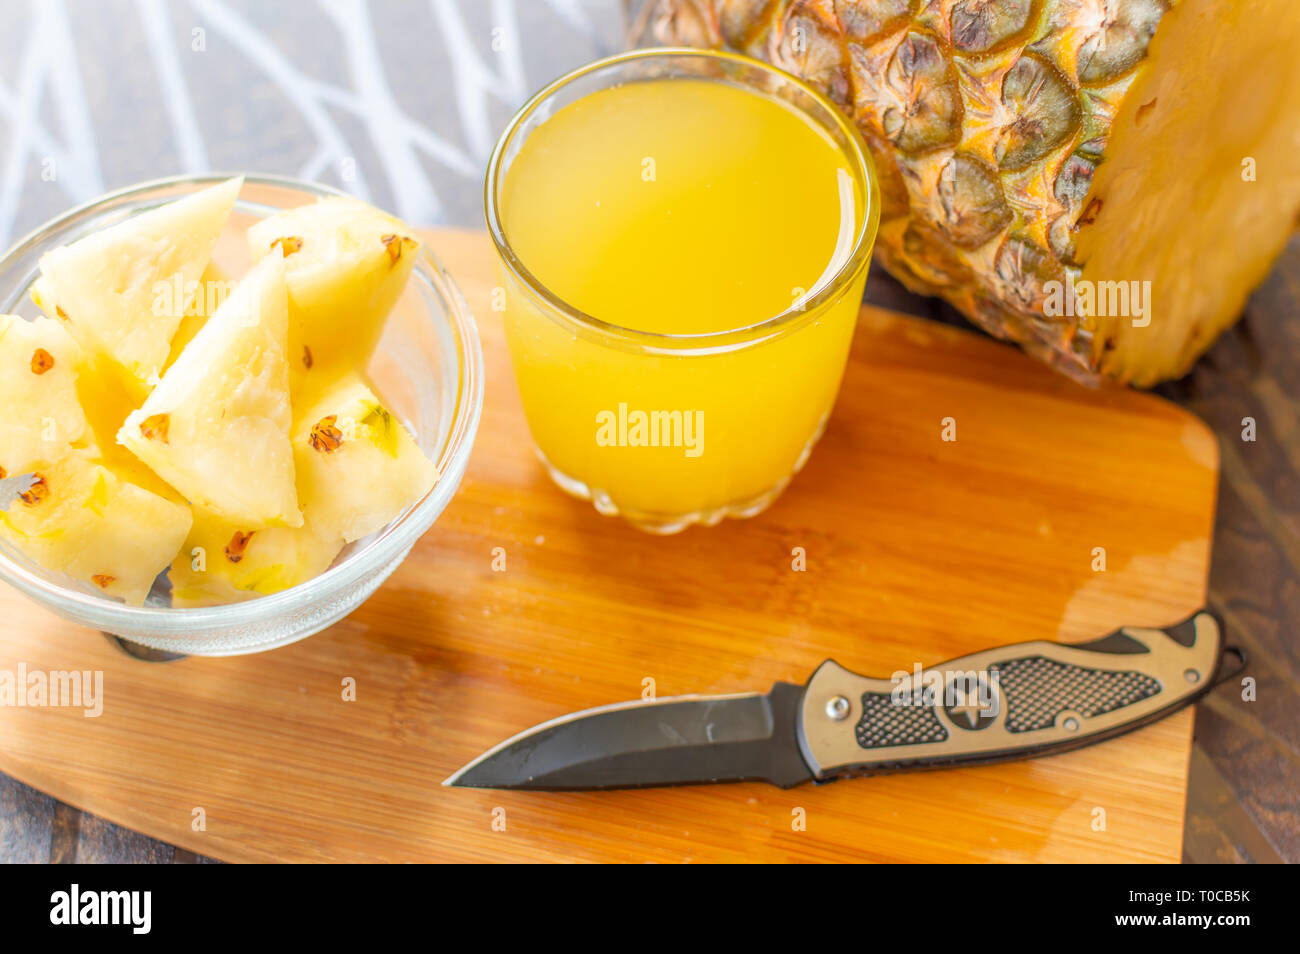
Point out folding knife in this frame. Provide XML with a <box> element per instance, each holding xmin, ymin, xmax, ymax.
<box><xmin>446</xmin><ymin>611</ymin><xmax>1233</xmax><ymax>791</ymax></box>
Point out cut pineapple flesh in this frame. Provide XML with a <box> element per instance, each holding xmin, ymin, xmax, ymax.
<box><xmin>64</xmin><ymin>341</ymin><xmax>184</xmax><ymax>503</ymax></box>
<box><xmin>34</xmin><ymin>178</ymin><xmax>242</xmax><ymax>396</ymax></box>
<box><xmin>168</xmin><ymin>372</ymin><xmax>435</xmax><ymax>607</ymax></box>
<box><xmin>167</xmin><ymin>508</ymin><xmax>343</xmax><ymax>607</ymax></box>
<box><xmin>247</xmin><ymin>197</ymin><xmax>418</xmax><ymax>384</ymax></box>
<box><xmin>639</xmin><ymin>0</ymin><xmax>1300</xmax><ymax>385</ymax></box>
<box><xmin>25</xmin><ymin>284</ymin><xmax>139</xmax><ymax>465</ymax></box>
<box><xmin>0</xmin><ymin>315</ymin><xmax>187</xmax><ymax>605</ymax></box>
<box><xmin>118</xmin><ymin>256</ymin><xmax>302</xmax><ymax>529</ymax></box>
<box><xmin>163</xmin><ymin>262</ymin><xmax>235</xmax><ymax>373</ymax></box>
<box><xmin>0</xmin><ymin>314</ymin><xmax>92</xmax><ymax>473</ymax></box>
<box><xmin>1073</xmin><ymin>0</ymin><xmax>1300</xmax><ymax>383</ymax></box>
<box><xmin>0</xmin><ymin>453</ymin><xmax>191</xmax><ymax>605</ymax></box>
<box><xmin>292</xmin><ymin>372</ymin><xmax>437</xmax><ymax>544</ymax></box>
<box><xmin>7</xmin><ymin>187</ymin><xmax>433</xmax><ymax>608</ymax></box>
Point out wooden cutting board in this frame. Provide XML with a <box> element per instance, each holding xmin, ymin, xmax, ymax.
<box><xmin>0</xmin><ymin>228</ymin><xmax>1218</xmax><ymax>863</ymax></box>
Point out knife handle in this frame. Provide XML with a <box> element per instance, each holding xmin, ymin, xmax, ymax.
<box><xmin>795</xmin><ymin>611</ymin><xmax>1223</xmax><ymax>780</ymax></box>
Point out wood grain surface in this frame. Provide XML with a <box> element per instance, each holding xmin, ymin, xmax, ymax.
<box><xmin>0</xmin><ymin>229</ymin><xmax>1219</xmax><ymax>863</ymax></box>
<box><xmin>1156</xmin><ymin>234</ymin><xmax>1300</xmax><ymax>863</ymax></box>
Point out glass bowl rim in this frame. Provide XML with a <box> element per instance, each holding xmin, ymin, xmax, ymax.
<box><xmin>0</xmin><ymin>171</ymin><xmax>484</xmax><ymax>634</ymax></box>
<box><xmin>483</xmin><ymin>46</ymin><xmax>882</xmax><ymax>354</ymax></box>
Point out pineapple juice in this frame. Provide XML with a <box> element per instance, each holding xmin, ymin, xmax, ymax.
<box><xmin>493</xmin><ymin>58</ymin><xmax>877</xmax><ymax>530</ymax></box>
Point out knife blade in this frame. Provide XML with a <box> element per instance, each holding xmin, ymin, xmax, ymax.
<box><xmin>445</xmin><ymin>610</ymin><xmax>1229</xmax><ymax>791</ymax></box>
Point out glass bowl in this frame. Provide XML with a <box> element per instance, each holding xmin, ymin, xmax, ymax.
<box><xmin>0</xmin><ymin>173</ymin><xmax>484</xmax><ymax>655</ymax></box>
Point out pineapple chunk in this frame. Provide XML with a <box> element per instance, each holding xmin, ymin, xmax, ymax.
<box><xmin>292</xmin><ymin>373</ymin><xmax>436</xmax><ymax>543</ymax></box>
<box><xmin>52</xmin><ymin>340</ymin><xmax>185</xmax><ymax>505</ymax></box>
<box><xmin>71</xmin><ymin>348</ymin><xmax>184</xmax><ymax>501</ymax></box>
<box><xmin>168</xmin><ymin>372</ymin><xmax>434</xmax><ymax>607</ymax></box>
<box><xmin>164</xmin><ymin>262</ymin><xmax>236</xmax><ymax>373</ymax></box>
<box><xmin>247</xmin><ymin>197</ymin><xmax>418</xmax><ymax>383</ymax></box>
<box><xmin>0</xmin><ymin>314</ymin><xmax>184</xmax><ymax>606</ymax></box>
<box><xmin>0</xmin><ymin>314</ymin><xmax>92</xmax><ymax>473</ymax></box>
<box><xmin>167</xmin><ymin>509</ymin><xmax>343</xmax><ymax>607</ymax></box>
<box><xmin>24</xmin><ymin>282</ymin><xmax>134</xmax><ymax>457</ymax></box>
<box><xmin>35</xmin><ymin>178</ymin><xmax>242</xmax><ymax>396</ymax></box>
<box><xmin>118</xmin><ymin>256</ymin><xmax>302</xmax><ymax>528</ymax></box>
<box><xmin>0</xmin><ymin>454</ymin><xmax>191</xmax><ymax>605</ymax></box>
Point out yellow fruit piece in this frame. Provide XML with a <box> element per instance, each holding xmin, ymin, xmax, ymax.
<box><xmin>0</xmin><ymin>314</ymin><xmax>92</xmax><ymax>473</ymax></box>
<box><xmin>292</xmin><ymin>372</ymin><xmax>437</xmax><ymax>543</ymax></box>
<box><xmin>0</xmin><ymin>453</ymin><xmax>192</xmax><ymax>605</ymax></box>
<box><xmin>164</xmin><ymin>262</ymin><xmax>236</xmax><ymax>373</ymax></box>
<box><xmin>247</xmin><ymin>197</ymin><xmax>418</xmax><ymax>384</ymax></box>
<box><xmin>167</xmin><ymin>508</ymin><xmax>343</xmax><ymax>607</ymax></box>
<box><xmin>118</xmin><ymin>256</ymin><xmax>302</xmax><ymax>528</ymax></box>
<box><xmin>169</xmin><ymin>371</ymin><xmax>435</xmax><ymax>607</ymax></box>
<box><xmin>68</xmin><ymin>348</ymin><xmax>184</xmax><ymax>502</ymax></box>
<box><xmin>0</xmin><ymin>313</ymin><xmax>180</xmax><ymax>525</ymax></box>
<box><xmin>35</xmin><ymin>178</ymin><xmax>242</xmax><ymax>396</ymax></box>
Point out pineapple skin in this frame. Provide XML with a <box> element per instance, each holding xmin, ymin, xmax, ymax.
<box><xmin>633</xmin><ymin>0</ymin><xmax>1300</xmax><ymax>385</ymax></box>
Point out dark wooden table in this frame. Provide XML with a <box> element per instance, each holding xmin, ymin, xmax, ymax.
<box><xmin>1157</xmin><ymin>238</ymin><xmax>1300</xmax><ymax>864</ymax></box>
<box><xmin>0</xmin><ymin>0</ymin><xmax>1294</xmax><ymax>864</ymax></box>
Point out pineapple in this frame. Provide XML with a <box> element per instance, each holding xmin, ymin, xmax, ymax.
<box><xmin>247</xmin><ymin>197</ymin><xmax>419</xmax><ymax>384</ymax></box>
<box><xmin>0</xmin><ymin>317</ymin><xmax>188</xmax><ymax>604</ymax></box>
<box><xmin>0</xmin><ymin>453</ymin><xmax>191</xmax><ymax>605</ymax></box>
<box><xmin>292</xmin><ymin>373</ymin><xmax>437</xmax><ymax>543</ymax></box>
<box><xmin>34</xmin><ymin>178</ymin><xmax>242</xmax><ymax>396</ymax></box>
<box><xmin>164</xmin><ymin>262</ymin><xmax>236</xmax><ymax>372</ymax></box>
<box><xmin>5</xmin><ymin>186</ymin><xmax>430</xmax><ymax>608</ymax></box>
<box><xmin>27</xmin><ymin>283</ymin><xmax>144</xmax><ymax>480</ymax></box>
<box><xmin>167</xmin><ymin>508</ymin><xmax>343</xmax><ymax>607</ymax></box>
<box><xmin>632</xmin><ymin>0</ymin><xmax>1300</xmax><ymax>385</ymax></box>
<box><xmin>168</xmin><ymin>372</ymin><xmax>434</xmax><ymax>607</ymax></box>
<box><xmin>0</xmin><ymin>315</ymin><xmax>92</xmax><ymax>473</ymax></box>
<box><xmin>118</xmin><ymin>256</ymin><xmax>302</xmax><ymax>529</ymax></box>
<box><xmin>67</xmin><ymin>348</ymin><xmax>187</xmax><ymax>504</ymax></box>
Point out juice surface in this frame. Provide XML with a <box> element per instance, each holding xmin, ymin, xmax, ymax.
<box><xmin>501</xmin><ymin>78</ymin><xmax>855</xmax><ymax>334</ymax></box>
<box><xmin>498</xmin><ymin>75</ymin><xmax>872</xmax><ymax>527</ymax></box>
